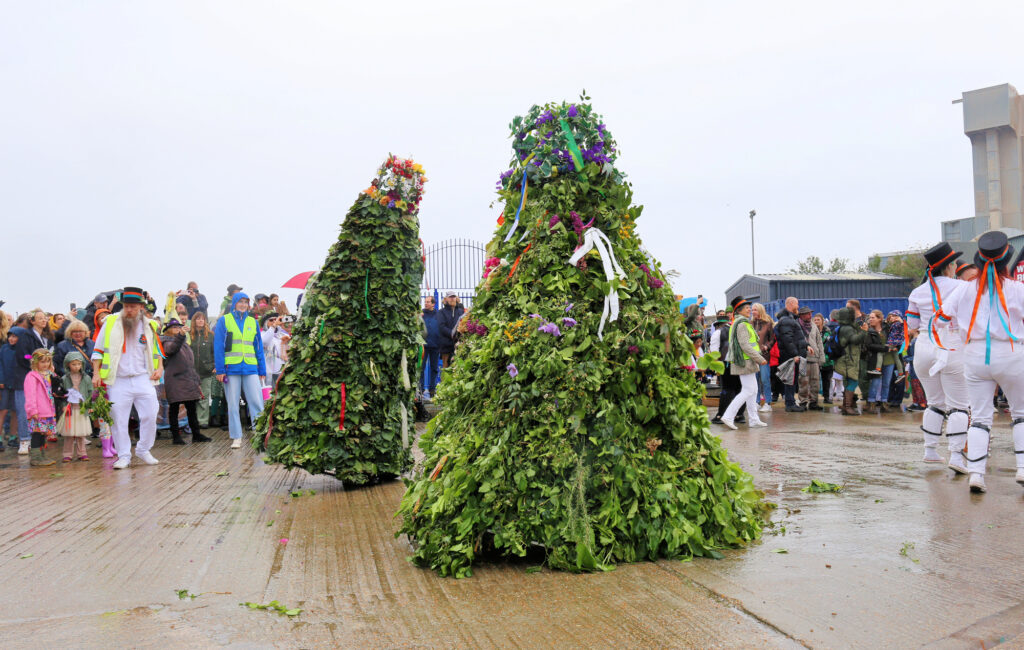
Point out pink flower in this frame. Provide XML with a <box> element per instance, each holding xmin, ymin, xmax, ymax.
<box><xmin>280</xmin><ymin>538</ymin><xmax>289</xmax><ymax>545</ymax></box>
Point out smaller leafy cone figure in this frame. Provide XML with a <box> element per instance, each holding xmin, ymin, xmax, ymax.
<box><xmin>397</xmin><ymin>98</ymin><xmax>765</xmax><ymax>577</ymax></box>
<box><xmin>256</xmin><ymin>156</ymin><xmax>427</xmax><ymax>484</ymax></box>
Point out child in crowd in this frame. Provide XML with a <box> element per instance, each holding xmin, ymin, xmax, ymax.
<box><xmin>0</xmin><ymin>329</ymin><xmax>20</xmax><ymax>448</ymax></box>
<box><xmin>60</xmin><ymin>351</ymin><xmax>93</xmax><ymax>461</ymax></box>
<box><xmin>23</xmin><ymin>349</ymin><xmax>57</xmax><ymax>467</ymax></box>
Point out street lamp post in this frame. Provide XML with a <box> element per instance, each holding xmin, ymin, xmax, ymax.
<box><xmin>749</xmin><ymin>210</ymin><xmax>756</xmax><ymax>274</ymax></box>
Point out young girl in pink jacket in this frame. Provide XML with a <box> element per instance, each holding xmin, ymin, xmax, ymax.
<box><xmin>24</xmin><ymin>349</ymin><xmax>57</xmax><ymax>467</ymax></box>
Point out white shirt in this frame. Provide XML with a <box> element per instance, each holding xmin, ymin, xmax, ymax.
<box><xmin>906</xmin><ymin>275</ymin><xmax>964</xmax><ymax>331</ymax></box>
<box><xmin>91</xmin><ymin>318</ymin><xmax>150</xmax><ymax>377</ymax></box>
<box><xmin>709</xmin><ymin>325</ymin><xmax>723</xmax><ymax>354</ymax></box>
<box><xmin>944</xmin><ymin>276</ymin><xmax>1024</xmax><ymax>344</ymax></box>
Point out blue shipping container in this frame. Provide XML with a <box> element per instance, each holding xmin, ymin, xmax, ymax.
<box><xmin>763</xmin><ymin>298</ymin><xmax>908</xmax><ymax>320</ymax></box>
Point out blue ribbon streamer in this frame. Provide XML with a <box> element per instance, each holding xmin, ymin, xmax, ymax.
<box><xmin>984</xmin><ymin>269</ymin><xmax>1020</xmax><ymax>364</ymax></box>
<box><xmin>503</xmin><ymin>173</ymin><xmax>528</xmax><ymax>243</ymax></box>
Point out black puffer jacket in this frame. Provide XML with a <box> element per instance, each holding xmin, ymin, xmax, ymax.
<box><xmin>774</xmin><ymin>309</ymin><xmax>807</xmax><ymax>363</ymax></box>
<box><xmin>437</xmin><ymin>302</ymin><xmax>465</xmax><ymax>355</ymax></box>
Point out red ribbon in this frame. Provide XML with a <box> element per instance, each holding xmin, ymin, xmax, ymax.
<box><xmin>338</xmin><ymin>383</ymin><xmax>347</xmax><ymax>431</ymax></box>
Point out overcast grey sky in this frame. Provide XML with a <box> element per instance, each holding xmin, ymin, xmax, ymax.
<box><xmin>2</xmin><ymin>1</ymin><xmax>1023</xmax><ymax>315</ymax></box>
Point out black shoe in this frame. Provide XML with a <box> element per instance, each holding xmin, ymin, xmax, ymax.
<box><xmin>785</xmin><ymin>404</ymin><xmax>806</xmax><ymax>412</ymax></box>
<box><xmin>807</xmin><ymin>403</ymin><xmax>824</xmax><ymax>411</ymax></box>
<box><xmin>192</xmin><ymin>431</ymin><xmax>212</xmax><ymax>442</ymax></box>
<box><xmin>172</xmin><ymin>434</ymin><xmax>186</xmax><ymax>445</ymax></box>
<box><xmin>710</xmin><ymin>416</ymin><xmax>723</xmax><ymax>424</ymax></box>
<box><xmin>735</xmin><ymin>416</ymin><xmax>746</xmax><ymax>424</ymax></box>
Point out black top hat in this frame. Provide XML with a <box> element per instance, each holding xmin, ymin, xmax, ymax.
<box><xmin>923</xmin><ymin>242</ymin><xmax>961</xmax><ymax>270</ymax></box>
<box><xmin>162</xmin><ymin>319</ymin><xmax>185</xmax><ymax>332</ymax></box>
<box><xmin>730</xmin><ymin>295</ymin><xmax>753</xmax><ymax>312</ymax></box>
<box><xmin>955</xmin><ymin>261</ymin><xmax>978</xmax><ymax>277</ymax></box>
<box><xmin>973</xmin><ymin>230</ymin><xmax>1015</xmax><ymax>269</ymax></box>
<box><xmin>121</xmin><ymin>287</ymin><xmax>147</xmax><ymax>304</ymax></box>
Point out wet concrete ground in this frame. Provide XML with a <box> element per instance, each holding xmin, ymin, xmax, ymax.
<box><xmin>1</xmin><ymin>405</ymin><xmax>1022</xmax><ymax>649</ymax></box>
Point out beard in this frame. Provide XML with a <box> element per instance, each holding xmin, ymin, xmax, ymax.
<box><xmin>121</xmin><ymin>311</ymin><xmax>140</xmax><ymax>332</ymax></box>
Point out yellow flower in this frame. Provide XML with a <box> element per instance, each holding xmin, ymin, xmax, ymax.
<box><xmin>396</xmin><ymin>200</ymin><xmax>407</xmax><ymax>210</ymax></box>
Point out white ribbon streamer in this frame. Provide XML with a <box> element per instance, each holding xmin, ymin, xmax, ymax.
<box><xmin>400</xmin><ymin>350</ymin><xmax>410</xmax><ymax>390</ymax></box>
<box><xmin>567</xmin><ymin>228</ymin><xmax>625</xmax><ymax>340</ymax></box>
<box><xmin>400</xmin><ymin>402</ymin><xmax>409</xmax><ymax>448</ymax></box>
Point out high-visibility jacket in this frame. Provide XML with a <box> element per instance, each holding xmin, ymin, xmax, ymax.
<box><xmin>96</xmin><ymin>314</ymin><xmax>164</xmax><ymax>385</ymax></box>
<box><xmin>223</xmin><ymin>313</ymin><xmax>258</xmax><ymax>367</ymax></box>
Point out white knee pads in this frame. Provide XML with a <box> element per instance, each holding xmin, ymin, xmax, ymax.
<box><xmin>946</xmin><ymin>408</ymin><xmax>969</xmax><ymax>452</ymax></box>
<box><xmin>921</xmin><ymin>406</ymin><xmax>946</xmax><ymax>448</ymax></box>
<box><xmin>966</xmin><ymin>424</ymin><xmax>991</xmax><ymax>474</ymax></box>
<box><xmin>1013</xmin><ymin>418</ymin><xmax>1024</xmax><ymax>469</ymax></box>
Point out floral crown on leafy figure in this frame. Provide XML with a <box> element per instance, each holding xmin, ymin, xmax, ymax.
<box><xmin>497</xmin><ymin>97</ymin><xmax>623</xmax><ymax>191</ymax></box>
<box><xmin>362</xmin><ymin>155</ymin><xmax>427</xmax><ymax>214</ymax></box>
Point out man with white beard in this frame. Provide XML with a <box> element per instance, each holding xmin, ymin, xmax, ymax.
<box><xmin>91</xmin><ymin>287</ymin><xmax>165</xmax><ymax>469</ymax></box>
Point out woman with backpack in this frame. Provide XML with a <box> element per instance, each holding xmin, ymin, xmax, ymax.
<box><xmin>833</xmin><ymin>307</ymin><xmax>867</xmax><ymax>415</ymax></box>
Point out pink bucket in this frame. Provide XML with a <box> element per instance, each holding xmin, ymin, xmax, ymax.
<box><xmin>262</xmin><ymin>386</ymin><xmax>272</xmax><ymax>402</ymax></box>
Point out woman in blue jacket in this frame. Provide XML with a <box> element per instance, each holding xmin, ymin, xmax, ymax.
<box><xmin>214</xmin><ymin>293</ymin><xmax>266</xmax><ymax>449</ymax></box>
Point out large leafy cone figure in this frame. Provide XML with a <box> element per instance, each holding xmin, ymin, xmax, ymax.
<box><xmin>256</xmin><ymin>155</ymin><xmax>427</xmax><ymax>484</ymax></box>
<box><xmin>397</xmin><ymin>99</ymin><xmax>764</xmax><ymax>577</ymax></box>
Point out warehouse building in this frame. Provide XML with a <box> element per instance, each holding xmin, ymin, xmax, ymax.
<box><xmin>725</xmin><ymin>272</ymin><xmax>913</xmax><ymax>317</ymax></box>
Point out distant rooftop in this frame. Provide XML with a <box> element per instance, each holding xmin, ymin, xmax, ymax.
<box><xmin>746</xmin><ymin>272</ymin><xmax>906</xmax><ymax>282</ymax></box>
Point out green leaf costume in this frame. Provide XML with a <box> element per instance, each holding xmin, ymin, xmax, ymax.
<box><xmin>397</xmin><ymin>100</ymin><xmax>764</xmax><ymax>577</ymax></box>
<box><xmin>255</xmin><ymin>155</ymin><xmax>427</xmax><ymax>485</ymax></box>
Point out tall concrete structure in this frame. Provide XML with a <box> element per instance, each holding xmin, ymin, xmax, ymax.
<box><xmin>943</xmin><ymin>84</ymin><xmax>1024</xmax><ymax>243</ymax></box>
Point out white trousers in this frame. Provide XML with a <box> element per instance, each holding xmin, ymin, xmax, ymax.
<box><xmin>914</xmin><ymin>337</ymin><xmax>969</xmax><ymax>450</ymax></box>
<box><xmin>723</xmin><ymin>372</ymin><xmax>761</xmax><ymax>424</ymax></box>
<box><xmin>108</xmin><ymin>374</ymin><xmax>159</xmax><ymax>461</ymax></box>
<box><xmin>963</xmin><ymin>341</ymin><xmax>1024</xmax><ymax>474</ymax></box>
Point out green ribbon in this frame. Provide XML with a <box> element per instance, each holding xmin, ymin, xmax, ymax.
<box><xmin>317</xmin><ymin>317</ymin><xmax>326</xmax><ymax>340</ymax></box>
<box><xmin>559</xmin><ymin>119</ymin><xmax>585</xmax><ymax>171</ymax></box>
<box><xmin>364</xmin><ymin>269</ymin><xmax>370</xmax><ymax>319</ymax></box>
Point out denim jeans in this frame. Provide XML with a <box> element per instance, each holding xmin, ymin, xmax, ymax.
<box><xmin>422</xmin><ymin>346</ymin><xmax>440</xmax><ymax>395</ymax></box>
<box><xmin>224</xmin><ymin>374</ymin><xmax>264</xmax><ymax>440</ymax></box>
<box><xmin>870</xmin><ymin>364</ymin><xmax>894</xmax><ymax>402</ymax></box>
<box><xmin>758</xmin><ymin>364</ymin><xmax>773</xmax><ymax>404</ymax></box>
<box><xmin>13</xmin><ymin>390</ymin><xmax>29</xmax><ymax>441</ymax></box>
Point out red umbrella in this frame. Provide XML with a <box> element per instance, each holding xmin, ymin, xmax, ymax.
<box><xmin>282</xmin><ymin>271</ymin><xmax>315</xmax><ymax>289</ymax></box>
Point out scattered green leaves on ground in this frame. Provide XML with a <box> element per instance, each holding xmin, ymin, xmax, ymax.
<box><xmin>215</xmin><ymin>470</ymin><xmax>229</xmax><ymax>477</ymax></box>
<box><xmin>175</xmin><ymin>589</ymin><xmax>198</xmax><ymax>600</ymax></box>
<box><xmin>525</xmin><ymin>566</ymin><xmax>543</xmax><ymax>574</ymax></box>
<box><xmin>802</xmin><ymin>480</ymin><xmax>843</xmax><ymax>493</ymax></box>
<box><xmin>19</xmin><ymin>553</ymin><xmax>33</xmax><ymax>559</ymax></box>
<box><xmin>772</xmin><ymin>548</ymin><xmax>788</xmax><ymax>554</ymax></box>
<box><xmin>290</xmin><ymin>489</ymin><xmax>316</xmax><ymax>498</ymax></box>
<box><xmin>899</xmin><ymin>541</ymin><xmax>920</xmax><ymax>563</ymax></box>
<box><xmin>241</xmin><ymin>600</ymin><xmax>302</xmax><ymax>617</ymax></box>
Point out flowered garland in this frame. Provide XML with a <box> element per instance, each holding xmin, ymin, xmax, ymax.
<box><xmin>84</xmin><ymin>385</ymin><xmax>112</xmax><ymax>423</ymax></box>
<box><xmin>497</xmin><ymin>94</ymin><xmax>624</xmax><ymax>190</ymax></box>
<box><xmin>362</xmin><ymin>155</ymin><xmax>427</xmax><ymax>214</ymax></box>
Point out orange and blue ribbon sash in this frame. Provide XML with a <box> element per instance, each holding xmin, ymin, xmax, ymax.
<box><xmin>964</xmin><ymin>245</ymin><xmax>1018</xmax><ymax>364</ymax></box>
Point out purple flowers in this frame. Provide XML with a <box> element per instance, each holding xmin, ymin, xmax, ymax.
<box><xmin>538</xmin><ymin>322</ymin><xmax>562</xmax><ymax>337</ymax></box>
<box><xmin>534</xmin><ymin>110</ymin><xmax>556</xmax><ymax>127</ymax></box>
<box><xmin>628</xmin><ymin>345</ymin><xmax>640</xmax><ymax>354</ymax></box>
<box><xmin>387</xmin><ymin>200</ymin><xmax>396</xmax><ymax>208</ymax></box>
<box><xmin>564</xmin><ymin>303</ymin><xmax>574</xmax><ymax>313</ymax></box>
<box><xmin>567</xmin><ymin>104</ymin><xmax>578</xmax><ymax>118</ymax></box>
<box><xmin>570</xmin><ymin>211</ymin><xmax>585</xmax><ymax>235</ymax></box>
<box><xmin>507</xmin><ymin>363</ymin><xmax>518</xmax><ymax>378</ymax></box>
<box><xmin>562</xmin><ymin>317</ymin><xmax>577</xmax><ymax>328</ymax></box>
<box><xmin>529</xmin><ymin>314</ymin><xmax>541</xmax><ymax>319</ymax></box>
<box><xmin>639</xmin><ymin>263</ymin><xmax>665</xmax><ymax>289</ymax></box>
<box><xmin>465</xmin><ymin>319</ymin><xmax>488</xmax><ymax>336</ymax></box>
<box><xmin>548</xmin><ymin>214</ymin><xmax>561</xmax><ymax>228</ymax></box>
<box><xmin>496</xmin><ymin>168</ymin><xmax>514</xmax><ymax>190</ymax></box>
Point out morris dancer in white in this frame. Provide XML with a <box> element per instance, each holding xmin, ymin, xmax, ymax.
<box><xmin>91</xmin><ymin>287</ymin><xmax>164</xmax><ymax>469</ymax></box>
<box><xmin>944</xmin><ymin>231</ymin><xmax>1024</xmax><ymax>493</ymax></box>
<box><xmin>905</xmin><ymin>242</ymin><xmax>969</xmax><ymax>472</ymax></box>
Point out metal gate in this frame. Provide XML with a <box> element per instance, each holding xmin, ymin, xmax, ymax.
<box><xmin>421</xmin><ymin>238</ymin><xmax>487</xmax><ymax>308</ymax></box>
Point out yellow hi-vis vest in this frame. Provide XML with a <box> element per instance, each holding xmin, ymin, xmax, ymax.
<box><xmin>224</xmin><ymin>314</ymin><xmax>258</xmax><ymax>366</ymax></box>
<box><xmin>98</xmin><ymin>314</ymin><xmax>163</xmax><ymax>381</ymax></box>
<box><xmin>728</xmin><ymin>320</ymin><xmax>758</xmax><ymax>361</ymax></box>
